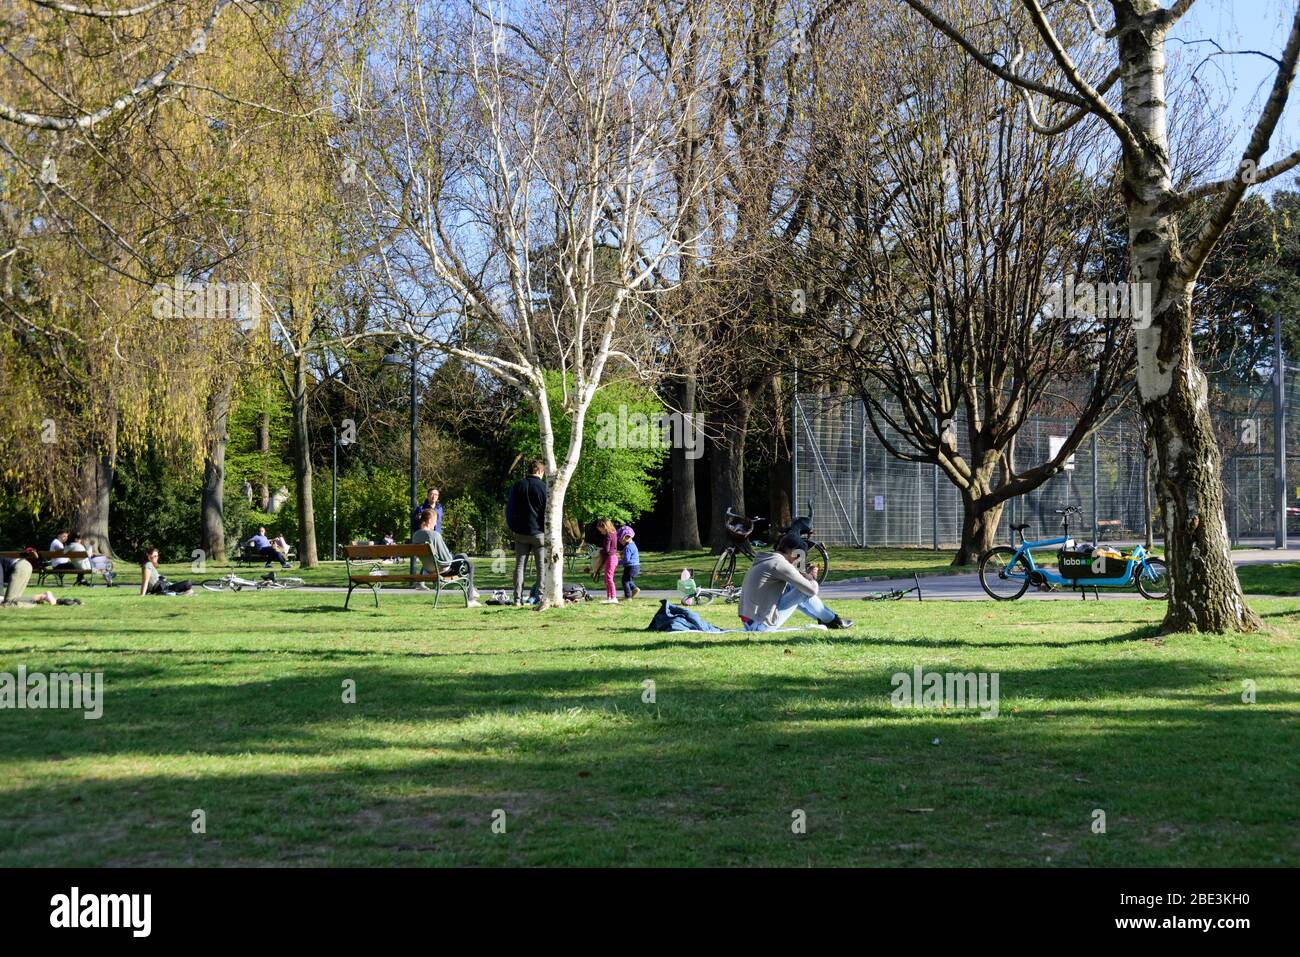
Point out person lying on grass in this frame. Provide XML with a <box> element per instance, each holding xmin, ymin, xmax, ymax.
<box><xmin>738</xmin><ymin>532</ymin><xmax>853</xmax><ymax>632</ymax></box>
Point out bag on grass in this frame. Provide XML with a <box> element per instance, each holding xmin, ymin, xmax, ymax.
<box><xmin>563</xmin><ymin>583</ymin><xmax>590</xmax><ymax>603</ymax></box>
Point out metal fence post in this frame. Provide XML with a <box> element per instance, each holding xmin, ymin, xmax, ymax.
<box><xmin>860</xmin><ymin>400</ymin><xmax>868</xmax><ymax>547</ymax></box>
<box><xmin>932</xmin><ymin>461</ymin><xmax>939</xmax><ymax>551</ymax></box>
<box><xmin>791</xmin><ymin>390</ymin><xmax>799</xmax><ymax>529</ymax></box>
<box><xmin>1274</xmin><ymin>313</ymin><xmax>1287</xmax><ymax>549</ymax></box>
<box><xmin>1091</xmin><ymin>429</ymin><xmax>1099</xmax><ymax>543</ymax></box>
<box><xmin>1232</xmin><ymin>455</ymin><xmax>1240</xmax><ymax>546</ymax></box>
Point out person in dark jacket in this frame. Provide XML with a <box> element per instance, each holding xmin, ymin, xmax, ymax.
<box><xmin>505</xmin><ymin>459</ymin><xmax>547</xmax><ymax>604</ymax></box>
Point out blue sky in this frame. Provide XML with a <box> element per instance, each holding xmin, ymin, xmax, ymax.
<box><xmin>1168</xmin><ymin>0</ymin><xmax>1299</xmax><ymax>194</ymax></box>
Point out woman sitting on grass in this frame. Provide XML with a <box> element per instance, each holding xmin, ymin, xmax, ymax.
<box><xmin>139</xmin><ymin>547</ymin><xmax>193</xmax><ymax>596</ymax></box>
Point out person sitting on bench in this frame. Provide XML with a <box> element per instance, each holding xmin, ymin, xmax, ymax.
<box><xmin>412</xmin><ymin>508</ymin><xmax>480</xmax><ymax>606</ymax></box>
<box><xmin>248</xmin><ymin>527</ymin><xmax>290</xmax><ymax>568</ymax></box>
<box><xmin>48</xmin><ymin>529</ymin><xmax>72</xmax><ymax>567</ymax></box>
<box><xmin>737</xmin><ymin>532</ymin><xmax>853</xmax><ymax>632</ymax></box>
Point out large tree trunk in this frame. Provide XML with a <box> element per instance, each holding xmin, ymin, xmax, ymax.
<box><xmin>201</xmin><ymin>383</ymin><xmax>231</xmax><ymax>562</ymax></box>
<box><xmin>953</xmin><ymin>493</ymin><xmax>1003</xmax><ymax>566</ymax></box>
<box><xmin>291</xmin><ymin>355</ymin><xmax>318</xmax><ymax>567</ymax></box>
<box><xmin>707</xmin><ymin>395</ymin><xmax>752</xmax><ymax>549</ymax></box>
<box><xmin>73</xmin><ymin>408</ymin><xmax>116</xmax><ymax>559</ymax></box>
<box><xmin>1119</xmin><ymin>9</ymin><xmax>1257</xmax><ymax>633</ymax></box>
<box><xmin>1143</xmin><ymin>308</ymin><xmax>1257</xmax><ymax>632</ymax></box>
<box><xmin>669</xmin><ymin>373</ymin><xmax>703</xmax><ymax>549</ymax></box>
<box><xmin>258</xmin><ymin>408</ymin><xmax>270</xmax><ymax>511</ymax></box>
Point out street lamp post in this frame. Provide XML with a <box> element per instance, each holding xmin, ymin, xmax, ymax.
<box><xmin>331</xmin><ymin>425</ymin><xmax>338</xmax><ymax>562</ymax></box>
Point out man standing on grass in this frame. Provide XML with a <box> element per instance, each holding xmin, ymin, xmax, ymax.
<box><xmin>738</xmin><ymin>532</ymin><xmax>853</xmax><ymax>632</ymax></box>
<box><xmin>504</xmin><ymin>460</ymin><xmax>547</xmax><ymax>605</ymax></box>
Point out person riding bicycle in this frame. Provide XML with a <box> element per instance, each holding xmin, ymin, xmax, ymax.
<box><xmin>737</xmin><ymin>532</ymin><xmax>853</xmax><ymax>632</ymax></box>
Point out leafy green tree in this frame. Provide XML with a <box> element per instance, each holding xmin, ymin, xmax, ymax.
<box><xmin>509</xmin><ymin>373</ymin><xmax>668</xmax><ymax>533</ymax></box>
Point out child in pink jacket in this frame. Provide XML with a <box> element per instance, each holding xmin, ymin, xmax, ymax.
<box><xmin>596</xmin><ymin>518</ymin><xmax>619</xmax><ymax>603</ymax></box>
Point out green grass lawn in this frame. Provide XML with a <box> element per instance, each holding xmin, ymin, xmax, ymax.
<box><xmin>1235</xmin><ymin>563</ymin><xmax>1300</xmax><ymax>596</ymax></box>
<box><xmin>1</xmin><ymin>588</ymin><xmax>1297</xmax><ymax>866</ymax></box>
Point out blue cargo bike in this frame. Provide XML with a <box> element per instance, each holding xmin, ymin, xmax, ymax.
<box><xmin>978</xmin><ymin>506</ymin><xmax>1169</xmax><ymax>601</ymax></box>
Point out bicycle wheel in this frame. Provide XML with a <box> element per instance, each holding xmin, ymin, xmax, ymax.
<box><xmin>200</xmin><ymin>579</ymin><xmax>230</xmax><ymax>592</ymax></box>
<box><xmin>978</xmin><ymin>546</ymin><xmax>1031</xmax><ymax>601</ymax></box>
<box><xmin>1135</xmin><ymin>558</ymin><xmax>1169</xmax><ymax>600</ymax></box>
<box><xmin>710</xmin><ymin>549</ymin><xmax>736</xmax><ymax>589</ymax></box>
<box><xmin>691</xmin><ymin>589</ymin><xmax>716</xmax><ymax>606</ymax></box>
<box><xmin>809</xmin><ymin>542</ymin><xmax>829</xmax><ymax>583</ymax></box>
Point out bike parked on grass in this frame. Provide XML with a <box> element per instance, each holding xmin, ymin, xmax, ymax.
<box><xmin>709</xmin><ymin>501</ymin><xmax>829</xmax><ymax>589</ymax></box>
<box><xmin>977</xmin><ymin>506</ymin><xmax>1169</xmax><ymax>601</ymax></box>
<box><xmin>201</xmin><ymin>571</ymin><xmax>306</xmax><ymax>592</ymax></box>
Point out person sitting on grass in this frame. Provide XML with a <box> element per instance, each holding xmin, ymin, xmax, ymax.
<box><xmin>412</xmin><ymin>508</ymin><xmax>480</xmax><ymax>606</ymax></box>
<box><xmin>737</xmin><ymin>532</ymin><xmax>853</xmax><ymax>632</ymax></box>
<box><xmin>248</xmin><ymin>526</ymin><xmax>290</xmax><ymax>569</ymax></box>
<box><xmin>139</xmin><ymin>547</ymin><xmax>193</xmax><ymax>596</ymax></box>
<box><xmin>618</xmin><ymin>524</ymin><xmax>640</xmax><ymax>599</ymax></box>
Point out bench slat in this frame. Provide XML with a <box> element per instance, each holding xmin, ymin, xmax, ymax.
<box><xmin>344</xmin><ymin>544</ymin><xmax>433</xmax><ymax>560</ymax></box>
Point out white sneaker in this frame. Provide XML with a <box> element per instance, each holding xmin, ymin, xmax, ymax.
<box><xmin>465</xmin><ymin>599</ymin><xmax>481</xmax><ymax>608</ymax></box>
<box><xmin>414</xmin><ymin>583</ymin><xmax>431</xmax><ymax>591</ymax></box>
<box><xmin>602</xmin><ymin>598</ymin><xmax>619</xmax><ymax>604</ymax></box>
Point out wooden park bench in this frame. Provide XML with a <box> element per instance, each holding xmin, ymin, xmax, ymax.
<box><xmin>0</xmin><ymin>549</ymin><xmax>91</xmax><ymax>586</ymax></box>
<box><xmin>232</xmin><ymin>541</ymin><xmax>296</xmax><ymax>566</ymax></box>
<box><xmin>342</xmin><ymin>543</ymin><xmax>470</xmax><ymax>610</ymax></box>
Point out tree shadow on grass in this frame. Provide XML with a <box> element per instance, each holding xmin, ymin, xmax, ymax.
<box><xmin>1</xmin><ymin>651</ymin><xmax>1296</xmax><ymax>866</ymax></box>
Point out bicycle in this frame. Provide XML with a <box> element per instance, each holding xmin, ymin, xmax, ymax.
<box><xmin>200</xmin><ymin>571</ymin><xmax>307</xmax><ymax>592</ymax></box>
<box><xmin>863</xmin><ymin>573</ymin><xmax>923</xmax><ymax>602</ymax></box>
<box><xmin>685</xmin><ymin>583</ymin><xmax>742</xmax><ymax>605</ymax></box>
<box><xmin>709</xmin><ymin>501</ymin><xmax>829</xmax><ymax>589</ymax></box>
<box><xmin>977</xmin><ymin>505</ymin><xmax>1169</xmax><ymax>601</ymax></box>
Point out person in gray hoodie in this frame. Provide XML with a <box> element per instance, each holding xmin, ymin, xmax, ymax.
<box><xmin>737</xmin><ymin>533</ymin><xmax>853</xmax><ymax>632</ymax></box>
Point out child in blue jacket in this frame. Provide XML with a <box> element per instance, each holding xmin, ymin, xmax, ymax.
<box><xmin>618</xmin><ymin>525</ymin><xmax>641</xmax><ymax>598</ymax></box>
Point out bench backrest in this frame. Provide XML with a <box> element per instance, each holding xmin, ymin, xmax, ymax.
<box><xmin>0</xmin><ymin>549</ymin><xmax>90</xmax><ymax>562</ymax></box>
<box><xmin>343</xmin><ymin>543</ymin><xmax>435</xmax><ymax>561</ymax></box>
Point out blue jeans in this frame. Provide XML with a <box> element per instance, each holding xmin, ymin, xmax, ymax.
<box><xmin>622</xmin><ymin>564</ymin><xmax>640</xmax><ymax>598</ymax></box>
<box><xmin>742</xmin><ymin>584</ymin><xmax>835</xmax><ymax>632</ymax></box>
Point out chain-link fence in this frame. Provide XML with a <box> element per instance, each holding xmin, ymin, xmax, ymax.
<box><xmin>793</xmin><ymin>363</ymin><xmax>1300</xmax><ymax>548</ymax></box>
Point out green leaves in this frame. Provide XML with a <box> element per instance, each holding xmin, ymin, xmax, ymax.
<box><xmin>510</xmin><ymin>371</ymin><xmax>668</xmax><ymax>527</ymax></box>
